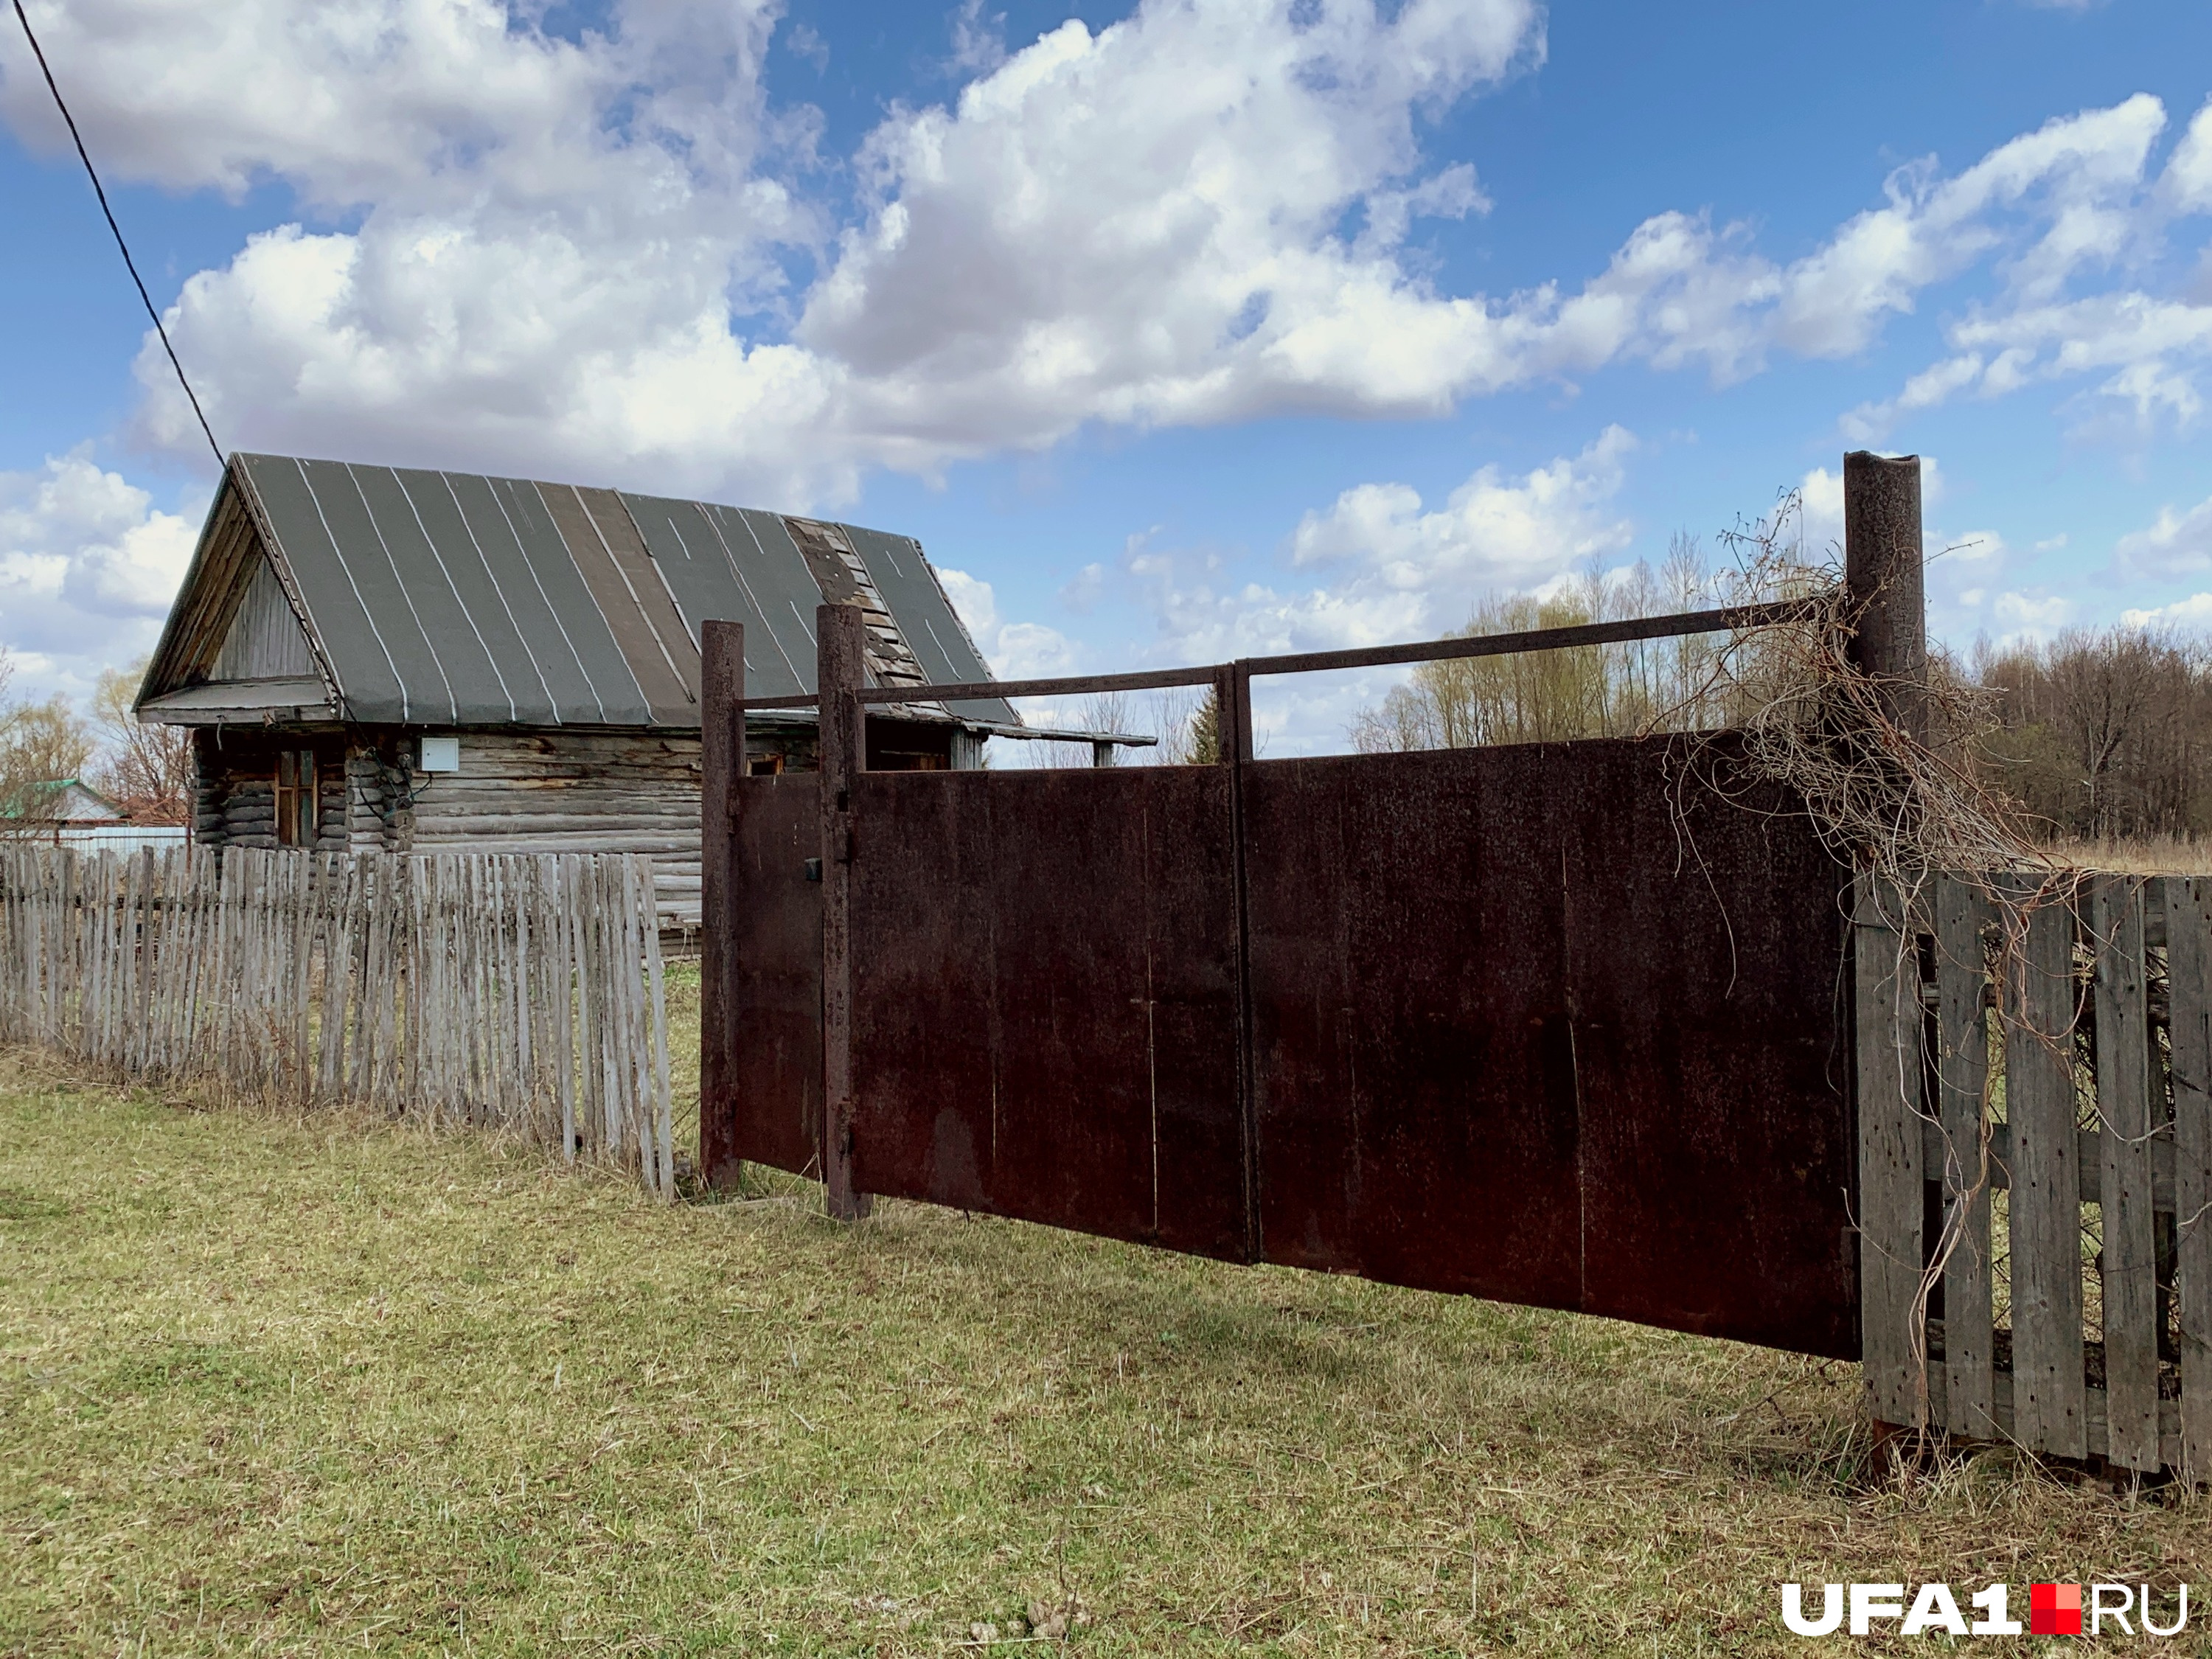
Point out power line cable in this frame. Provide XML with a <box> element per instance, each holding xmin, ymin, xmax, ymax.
<box><xmin>10</xmin><ymin>0</ymin><xmax>225</xmax><ymax>469</ymax></box>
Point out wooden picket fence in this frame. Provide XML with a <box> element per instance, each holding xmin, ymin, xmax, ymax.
<box><xmin>1857</xmin><ymin>871</ymin><xmax>2212</xmax><ymax>1478</ymax></box>
<box><xmin>0</xmin><ymin>845</ymin><xmax>675</xmax><ymax>1197</ymax></box>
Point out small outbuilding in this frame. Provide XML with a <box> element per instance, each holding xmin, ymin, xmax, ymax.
<box><xmin>135</xmin><ymin>453</ymin><xmax>1040</xmax><ymax>929</ymax></box>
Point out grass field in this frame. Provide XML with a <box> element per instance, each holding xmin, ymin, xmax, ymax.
<box><xmin>2</xmin><ymin>1053</ymin><xmax>2208</xmax><ymax>1656</ymax></box>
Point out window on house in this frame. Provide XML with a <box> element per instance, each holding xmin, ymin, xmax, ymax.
<box><xmin>275</xmin><ymin>749</ymin><xmax>319</xmax><ymax>846</ymax></box>
<box><xmin>748</xmin><ymin>754</ymin><xmax>785</xmax><ymax>776</ymax></box>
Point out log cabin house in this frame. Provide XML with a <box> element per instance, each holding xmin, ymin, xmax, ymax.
<box><xmin>135</xmin><ymin>453</ymin><xmax>1062</xmax><ymax>931</ymax></box>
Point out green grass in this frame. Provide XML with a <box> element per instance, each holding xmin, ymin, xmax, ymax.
<box><xmin>1</xmin><ymin>1053</ymin><xmax>2206</xmax><ymax>1657</ymax></box>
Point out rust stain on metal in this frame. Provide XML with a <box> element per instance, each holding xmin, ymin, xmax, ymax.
<box><xmin>712</xmin><ymin>728</ymin><xmax>1857</xmax><ymax>1359</ymax></box>
<box><xmin>846</xmin><ymin>767</ymin><xmax>1248</xmax><ymax>1260</ymax></box>
<box><xmin>723</xmin><ymin>774</ymin><xmax>823</xmax><ymax>1178</ymax></box>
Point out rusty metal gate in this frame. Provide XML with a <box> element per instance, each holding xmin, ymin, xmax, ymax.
<box><xmin>702</xmin><ymin>605</ymin><xmax>1860</xmax><ymax>1360</ymax></box>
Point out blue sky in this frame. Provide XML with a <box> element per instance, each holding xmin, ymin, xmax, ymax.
<box><xmin>4</xmin><ymin>0</ymin><xmax>2211</xmax><ymax>751</ymax></box>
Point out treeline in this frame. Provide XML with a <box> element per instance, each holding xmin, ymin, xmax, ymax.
<box><xmin>1349</xmin><ymin>534</ymin><xmax>1818</xmax><ymax>755</ymax></box>
<box><xmin>1343</xmin><ymin>543</ymin><xmax>2212</xmax><ymax>845</ymax></box>
<box><xmin>1967</xmin><ymin>630</ymin><xmax>2212</xmax><ymax>842</ymax></box>
<box><xmin>0</xmin><ymin>652</ymin><xmax>191</xmax><ymax>825</ymax></box>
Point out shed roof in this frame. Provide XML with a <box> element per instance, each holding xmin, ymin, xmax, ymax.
<box><xmin>137</xmin><ymin>454</ymin><xmax>1016</xmax><ymax>728</ymax></box>
<box><xmin>1</xmin><ymin>779</ymin><xmax>125</xmax><ymax>822</ymax></box>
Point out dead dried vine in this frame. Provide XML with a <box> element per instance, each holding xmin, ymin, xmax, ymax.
<box><xmin>1645</xmin><ymin>493</ymin><xmax>2125</xmax><ymax>1450</ymax></box>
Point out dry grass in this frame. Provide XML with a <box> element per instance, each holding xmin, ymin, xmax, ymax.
<box><xmin>1</xmin><ymin>1053</ymin><xmax>2207</xmax><ymax>1657</ymax></box>
<box><xmin>2042</xmin><ymin>835</ymin><xmax>2212</xmax><ymax>876</ymax></box>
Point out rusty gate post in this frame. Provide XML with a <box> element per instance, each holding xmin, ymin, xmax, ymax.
<box><xmin>700</xmin><ymin>619</ymin><xmax>744</xmax><ymax>1191</ymax></box>
<box><xmin>1843</xmin><ymin>451</ymin><xmax>1927</xmax><ymax>745</ymax></box>
<box><xmin>817</xmin><ymin>601</ymin><xmax>872</xmax><ymax>1221</ymax></box>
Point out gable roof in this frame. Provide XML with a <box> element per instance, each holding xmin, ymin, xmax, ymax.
<box><xmin>1</xmin><ymin>779</ymin><xmax>125</xmax><ymax>821</ymax></box>
<box><xmin>137</xmin><ymin>453</ymin><xmax>1015</xmax><ymax>729</ymax></box>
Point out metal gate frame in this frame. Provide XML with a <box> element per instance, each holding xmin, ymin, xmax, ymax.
<box><xmin>700</xmin><ymin>450</ymin><xmax>1933</xmax><ymax>1367</ymax></box>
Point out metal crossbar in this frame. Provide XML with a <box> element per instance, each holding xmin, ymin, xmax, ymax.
<box><xmin>731</xmin><ymin>598</ymin><xmax>1820</xmax><ymax>712</ymax></box>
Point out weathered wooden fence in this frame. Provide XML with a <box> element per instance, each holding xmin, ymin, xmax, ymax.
<box><xmin>0</xmin><ymin>845</ymin><xmax>675</xmax><ymax>1197</ymax></box>
<box><xmin>1857</xmin><ymin>871</ymin><xmax>2212</xmax><ymax>1478</ymax></box>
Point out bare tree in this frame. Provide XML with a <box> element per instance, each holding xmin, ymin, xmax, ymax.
<box><xmin>0</xmin><ymin>659</ymin><xmax>96</xmax><ymax>823</ymax></box>
<box><xmin>1347</xmin><ymin>498</ymin><xmax>1826</xmax><ymax>756</ymax></box>
<box><xmin>1972</xmin><ymin>628</ymin><xmax>2212</xmax><ymax>841</ymax></box>
<box><xmin>87</xmin><ymin>660</ymin><xmax>193</xmax><ymax>823</ymax></box>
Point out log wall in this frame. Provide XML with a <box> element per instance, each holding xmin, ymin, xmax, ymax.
<box><xmin>408</xmin><ymin>730</ymin><xmax>712</xmax><ymax>931</ymax></box>
<box><xmin>188</xmin><ymin>717</ymin><xmax>966</xmax><ymax>935</ymax></box>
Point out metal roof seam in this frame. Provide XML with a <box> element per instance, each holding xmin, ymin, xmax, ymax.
<box><xmin>710</xmin><ymin>506</ymin><xmax>806</xmax><ymax>690</ymax></box>
<box><xmin>436</xmin><ymin>471</ymin><xmax>563</xmax><ymax>725</ymax></box>
<box><xmin>909</xmin><ymin>535</ymin><xmax>998</xmax><ymax>686</ymax></box>
<box><xmin>339</xmin><ymin>462</ymin><xmax>459</xmax><ymax>725</ymax></box>
<box><xmin>152</xmin><ymin>455</ymin><xmax>1009</xmax><ymax>736</ymax></box>
<box><xmin>565</xmin><ymin>484</ymin><xmax>692</xmax><ymax>712</ymax></box>
<box><xmin>622</xmin><ymin>498</ymin><xmax>716</xmax><ymax>666</ymax></box>
<box><xmin>287</xmin><ymin>458</ymin><xmax>411</xmax><ymax>724</ymax></box>
<box><xmin>392</xmin><ymin>470</ymin><xmax>520</xmax><ymax>724</ymax></box>
<box><xmin>484</xmin><ymin>478</ymin><xmax>616</xmax><ymax>723</ymax></box>
<box><xmin>613</xmin><ymin>493</ymin><xmax>707</xmax><ymax>692</ymax></box>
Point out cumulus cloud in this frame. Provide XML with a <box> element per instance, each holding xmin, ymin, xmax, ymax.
<box><xmin>2166</xmin><ymin>100</ymin><xmax>2212</xmax><ymax>213</ymax></box>
<box><xmin>1289</xmin><ymin>425</ymin><xmax>1636</xmax><ymax>588</ymax></box>
<box><xmin>799</xmin><ymin>0</ymin><xmax>1542</xmax><ymax>445</ymax></box>
<box><xmin>5</xmin><ymin>0</ymin><xmax>1562</xmax><ymax>507</ymax></box>
<box><xmin>7</xmin><ymin>3</ymin><xmax>2212</xmax><ymax>708</ymax></box>
<box><xmin>1992</xmin><ymin>590</ymin><xmax>2075</xmax><ymax>639</ymax></box>
<box><xmin>15</xmin><ymin>0</ymin><xmax>2199</xmax><ymax>515</ymax></box>
<box><xmin>10</xmin><ymin>0</ymin><xmax>841</xmax><ymax>501</ymax></box>
<box><xmin>2114</xmin><ymin>493</ymin><xmax>2212</xmax><ymax>579</ymax></box>
<box><xmin>2121</xmin><ymin>592</ymin><xmax>2212</xmax><ymax>628</ymax></box>
<box><xmin>6</xmin><ymin>1</ymin><xmax>2205</xmax><ymax>517</ymax></box>
<box><xmin>937</xmin><ymin>566</ymin><xmax>1077</xmax><ymax>680</ymax></box>
<box><xmin>1134</xmin><ymin>425</ymin><xmax>1636</xmax><ymax>670</ymax></box>
<box><xmin>0</xmin><ymin>454</ymin><xmax>205</xmax><ymax>696</ymax></box>
<box><xmin>1846</xmin><ymin>96</ymin><xmax>2212</xmax><ymax>438</ymax></box>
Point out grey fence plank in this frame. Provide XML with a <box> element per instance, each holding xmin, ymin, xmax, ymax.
<box><xmin>2006</xmin><ymin>886</ymin><xmax>2088</xmax><ymax>1459</ymax></box>
<box><xmin>2093</xmin><ymin>876</ymin><xmax>2162</xmax><ymax>1471</ymax></box>
<box><xmin>1934</xmin><ymin>875</ymin><xmax>1997</xmax><ymax>1439</ymax></box>
<box><xmin>2167</xmin><ymin>875</ymin><xmax>2212</xmax><ymax>1481</ymax></box>
<box><xmin>1855</xmin><ymin>874</ymin><xmax>1926</xmax><ymax>1427</ymax></box>
<box><xmin>0</xmin><ymin>845</ymin><xmax>670</xmax><ymax>1195</ymax></box>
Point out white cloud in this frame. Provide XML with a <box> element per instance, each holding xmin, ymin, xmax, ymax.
<box><xmin>0</xmin><ymin>453</ymin><xmax>204</xmax><ymax>698</ymax></box>
<box><xmin>1992</xmin><ymin>590</ymin><xmax>2074</xmax><ymax>639</ymax></box>
<box><xmin>797</xmin><ymin>0</ymin><xmax>1544</xmax><ymax>447</ymax></box>
<box><xmin>1846</xmin><ymin>96</ymin><xmax>2212</xmax><ymax>438</ymax></box>
<box><xmin>1289</xmin><ymin>424</ymin><xmax>1636</xmax><ymax>588</ymax></box>
<box><xmin>1128</xmin><ymin>426</ymin><xmax>1637</xmax><ymax>673</ymax></box>
<box><xmin>2162</xmin><ymin>98</ymin><xmax>2212</xmax><ymax>213</ymax></box>
<box><xmin>6</xmin><ymin>4</ymin><xmax>2212</xmax><ymax>716</ymax></box>
<box><xmin>2114</xmin><ymin>493</ymin><xmax>2212</xmax><ymax>579</ymax></box>
<box><xmin>2121</xmin><ymin>592</ymin><xmax>2212</xmax><ymax>628</ymax></box>
<box><xmin>0</xmin><ymin>0</ymin><xmax>804</xmax><ymax>209</ymax></box>
<box><xmin>938</xmin><ymin>566</ymin><xmax>1077</xmax><ymax>680</ymax></box>
<box><xmin>1799</xmin><ymin>466</ymin><xmax>1846</xmax><ymax>554</ymax></box>
<box><xmin>22</xmin><ymin>0</ymin><xmax>1562</xmax><ymax>507</ymax></box>
<box><xmin>6</xmin><ymin>4</ymin><xmax>2202</xmax><ymax>514</ymax></box>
